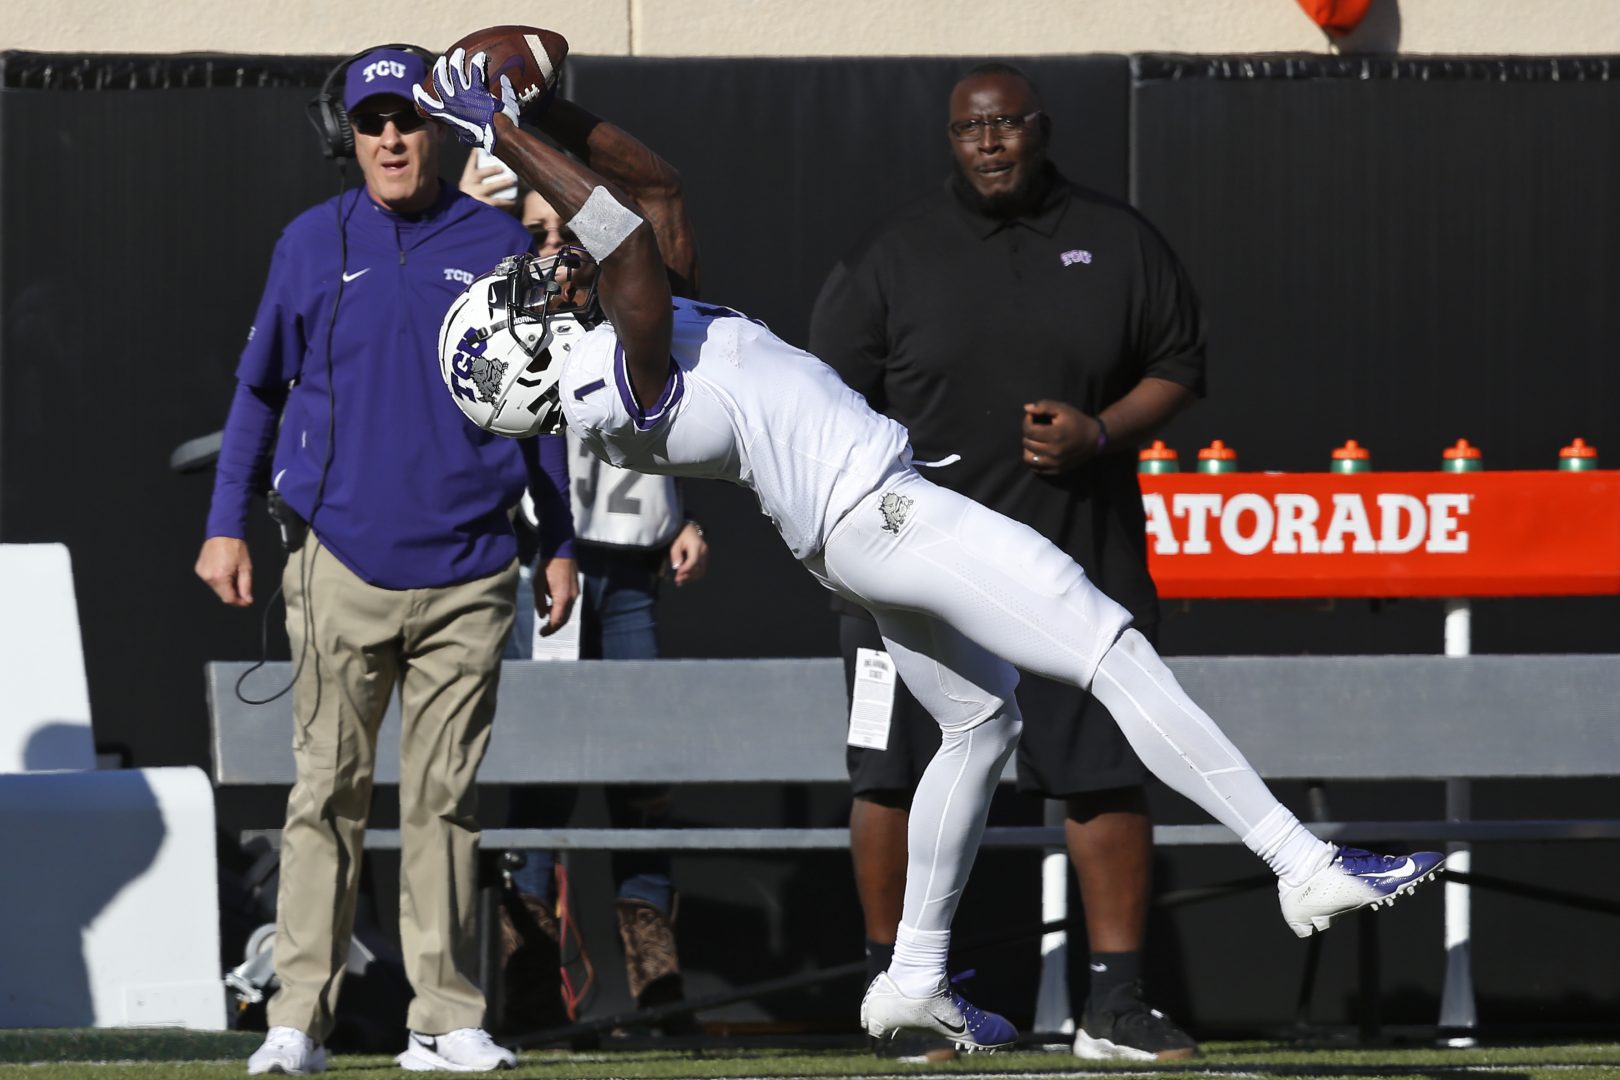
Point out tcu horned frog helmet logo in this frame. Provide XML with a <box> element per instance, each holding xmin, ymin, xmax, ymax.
<box><xmin>449</xmin><ymin>331</ymin><xmax>507</xmax><ymax>406</ymax></box>
<box><xmin>437</xmin><ymin>249</ymin><xmax>598</xmax><ymax>438</ymax></box>
<box><xmin>878</xmin><ymin>492</ymin><xmax>913</xmax><ymax>535</ymax></box>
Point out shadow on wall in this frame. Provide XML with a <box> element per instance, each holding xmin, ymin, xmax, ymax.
<box><xmin>1333</xmin><ymin>0</ymin><xmax>1402</xmax><ymax>53</ymax></box>
<box><xmin>0</xmin><ymin>726</ymin><xmax>165</xmax><ymax>1026</ymax></box>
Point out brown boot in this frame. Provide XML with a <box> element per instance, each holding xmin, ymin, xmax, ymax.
<box><xmin>615</xmin><ymin>897</ymin><xmax>686</xmax><ymax>1015</ymax></box>
<box><xmin>498</xmin><ymin>889</ymin><xmax>566</xmax><ymax>1035</ymax></box>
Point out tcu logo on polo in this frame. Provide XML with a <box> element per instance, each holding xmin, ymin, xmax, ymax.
<box><xmin>444</xmin><ymin>268</ymin><xmax>474</xmax><ymax>285</ymax></box>
<box><xmin>1060</xmin><ymin>249</ymin><xmax>1093</xmax><ymax>266</ymax></box>
<box><xmin>360</xmin><ymin>59</ymin><xmax>407</xmax><ymax>82</ymax></box>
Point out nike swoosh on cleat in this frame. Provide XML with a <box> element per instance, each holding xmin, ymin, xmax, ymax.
<box><xmin>928</xmin><ymin>1009</ymin><xmax>967</xmax><ymax>1038</ymax></box>
<box><xmin>1358</xmin><ymin>857</ymin><xmax>1417</xmax><ymax>881</ymax></box>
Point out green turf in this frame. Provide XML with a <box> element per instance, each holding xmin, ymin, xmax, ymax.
<box><xmin>2</xmin><ymin>1034</ymin><xmax>1619</xmax><ymax>1080</ymax></box>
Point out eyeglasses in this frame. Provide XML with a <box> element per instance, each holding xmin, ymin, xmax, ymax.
<box><xmin>351</xmin><ymin>109</ymin><xmax>428</xmax><ymax>137</ymax></box>
<box><xmin>948</xmin><ymin>111</ymin><xmax>1043</xmax><ymax>142</ymax></box>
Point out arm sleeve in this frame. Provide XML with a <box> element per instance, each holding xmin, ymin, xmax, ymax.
<box><xmin>235</xmin><ymin>234</ymin><xmax>307</xmax><ymax>388</ymax></box>
<box><xmin>808</xmin><ymin>256</ymin><xmax>891</xmax><ymax>410</ymax></box>
<box><xmin>204</xmin><ymin>236</ymin><xmax>304</xmax><ymax>538</ymax></box>
<box><xmin>529</xmin><ymin>433</ymin><xmax>575</xmax><ymax>560</ymax></box>
<box><xmin>204</xmin><ymin>382</ymin><xmax>289</xmax><ymax>539</ymax></box>
<box><xmin>1132</xmin><ymin>219</ymin><xmax>1208</xmax><ymax>396</ymax></box>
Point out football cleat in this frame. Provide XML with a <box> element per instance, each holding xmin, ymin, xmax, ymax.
<box><xmin>861</xmin><ymin>972</ymin><xmax>1017</xmax><ymax>1052</ymax></box>
<box><xmin>1279</xmin><ymin>847</ymin><xmax>1447</xmax><ymax>938</ymax></box>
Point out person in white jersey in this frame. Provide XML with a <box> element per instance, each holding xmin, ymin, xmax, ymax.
<box><xmin>415</xmin><ymin>43</ymin><xmax>1447</xmax><ymax>1052</ymax></box>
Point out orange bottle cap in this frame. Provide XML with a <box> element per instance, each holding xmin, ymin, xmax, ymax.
<box><xmin>1443</xmin><ymin>438</ymin><xmax>1482</xmax><ymax>461</ymax></box>
<box><xmin>1139</xmin><ymin>439</ymin><xmax>1178</xmax><ymax>461</ymax></box>
<box><xmin>1561</xmin><ymin>437</ymin><xmax>1598</xmax><ymax>459</ymax></box>
<box><xmin>1331</xmin><ymin>439</ymin><xmax>1370</xmax><ymax>461</ymax></box>
<box><xmin>1198</xmin><ymin>439</ymin><xmax>1238</xmax><ymax>461</ymax></box>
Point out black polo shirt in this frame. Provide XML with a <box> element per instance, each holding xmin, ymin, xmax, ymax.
<box><xmin>809</xmin><ymin>167</ymin><xmax>1206</xmax><ymax>623</ymax></box>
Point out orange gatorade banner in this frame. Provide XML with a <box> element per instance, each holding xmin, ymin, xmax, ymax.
<box><xmin>1138</xmin><ymin>471</ymin><xmax>1620</xmax><ymax>598</ymax></box>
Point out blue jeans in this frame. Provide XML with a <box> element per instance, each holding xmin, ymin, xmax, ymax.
<box><xmin>507</xmin><ymin>546</ymin><xmax>673</xmax><ymax>913</ymax></box>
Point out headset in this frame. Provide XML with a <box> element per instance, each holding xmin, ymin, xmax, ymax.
<box><xmin>237</xmin><ymin>42</ymin><xmax>439</xmax><ymax>707</ymax></box>
<box><xmin>305</xmin><ymin>42</ymin><xmax>436</xmax><ymax>159</ymax></box>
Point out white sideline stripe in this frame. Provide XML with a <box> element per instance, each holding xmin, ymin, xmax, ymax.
<box><xmin>843</xmin><ymin>1073</ymin><xmax>1260</xmax><ymax>1079</ymax></box>
<box><xmin>29</xmin><ymin>1060</ymin><xmax>1613</xmax><ymax>1073</ymax></box>
<box><xmin>836</xmin><ymin>1069</ymin><xmax>1610</xmax><ymax>1079</ymax></box>
<box><xmin>524</xmin><ymin>33</ymin><xmax>555</xmax><ymax>86</ymax></box>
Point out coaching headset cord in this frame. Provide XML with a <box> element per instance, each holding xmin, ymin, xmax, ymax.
<box><xmin>233</xmin><ymin>166</ymin><xmax>356</xmax><ymax>711</ymax></box>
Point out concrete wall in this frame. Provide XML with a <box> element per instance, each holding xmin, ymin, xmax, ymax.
<box><xmin>5</xmin><ymin>0</ymin><xmax>1620</xmax><ymax>57</ymax></box>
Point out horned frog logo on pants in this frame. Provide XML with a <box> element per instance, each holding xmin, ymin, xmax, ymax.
<box><xmin>879</xmin><ymin>491</ymin><xmax>913</xmax><ymax>535</ymax></box>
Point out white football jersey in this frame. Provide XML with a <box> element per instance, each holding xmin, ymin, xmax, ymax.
<box><xmin>558</xmin><ymin>298</ymin><xmax>911</xmax><ymax>559</ymax></box>
<box><xmin>565</xmin><ymin>426</ymin><xmax>683</xmax><ymax>549</ymax></box>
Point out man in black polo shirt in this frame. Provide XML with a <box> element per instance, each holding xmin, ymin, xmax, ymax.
<box><xmin>810</xmin><ymin>62</ymin><xmax>1204</xmax><ymax>1062</ymax></box>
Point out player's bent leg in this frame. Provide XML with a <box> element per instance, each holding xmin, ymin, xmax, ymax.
<box><xmin>865</xmin><ymin>610</ymin><xmax>1021</xmax><ymax>1018</ymax></box>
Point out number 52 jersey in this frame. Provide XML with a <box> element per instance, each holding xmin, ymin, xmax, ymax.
<box><xmin>559</xmin><ymin>297</ymin><xmax>912</xmax><ymax>560</ymax></box>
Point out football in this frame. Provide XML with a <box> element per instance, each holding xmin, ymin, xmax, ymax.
<box><xmin>434</xmin><ymin>25</ymin><xmax>569</xmax><ymax>116</ymax></box>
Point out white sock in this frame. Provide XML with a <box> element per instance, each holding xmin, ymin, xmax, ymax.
<box><xmin>1089</xmin><ymin>629</ymin><xmax>1335</xmax><ymax>880</ymax></box>
<box><xmin>1243</xmin><ymin>805</ymin><xmax>1337</xmax><ymax>887</ymax></box>
<box><xmin>889</xmin><ymin>923</ymin><xmax>952</xmax><ymax>998</ymax></box>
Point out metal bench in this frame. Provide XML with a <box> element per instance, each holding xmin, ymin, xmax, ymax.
<box><xmin>208</xmin><ymin>654</ymin><xmax>1620</xmax><ymax>1039</ymax></box>
<box><xmin>211</xmin><ymin>654</ymin><xmax>1620</xmax><ymax>850</ymax></box>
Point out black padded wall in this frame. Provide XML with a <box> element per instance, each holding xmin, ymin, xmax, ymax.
<box><xmin>0</xmin><ymin>55</ymin><xmax>356</xmax><ymax>768</ymax></box>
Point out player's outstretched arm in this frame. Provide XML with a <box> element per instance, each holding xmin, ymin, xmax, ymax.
<box><xmin>536</xmin><ymin>98</ymin><xmax>700</xmax><ymax>299</ymax></box>
<box><xmin>491</xmin><ymin>115</ymin><xmax>674</xmax><ymax>409</ymax></box>
<box><xmin>415</xmin><ymin>52</ymin><xmax>673</xmax><ymax>408</ymax></box>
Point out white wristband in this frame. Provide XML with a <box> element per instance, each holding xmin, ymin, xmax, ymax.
<box><xmin>568</xmin><ymin>186</ymin><xmax>643</xmax><ymax>263</ymax></box>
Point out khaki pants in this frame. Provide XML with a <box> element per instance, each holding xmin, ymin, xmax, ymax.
<box><xmin>266</xmin><ymin>538</ymin><xmax>517</xmax><ymax>1040</ymax></box>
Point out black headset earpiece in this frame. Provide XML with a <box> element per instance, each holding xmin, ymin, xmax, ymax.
<box><xmin>306</xmin><ymin>43</ymin><xmax>435</xmax><ymax>160</ymax></box>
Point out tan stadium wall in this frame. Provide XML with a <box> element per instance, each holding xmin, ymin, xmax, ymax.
<box><xmin>4</xmin><ymin>0</ymin><xmax>1620</xmax><ymax>56</ymax></box>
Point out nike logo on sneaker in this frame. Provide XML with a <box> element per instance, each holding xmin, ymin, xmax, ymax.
<box><xmin>411</xmin><ymin>1033</ymin><xmax>438</xmax><ymax>1052</ymax></box>
<box><xmin>342</xmin><ymin>268</ymin><xmax>371</xmax><ymax>283</ymax></box>
<box><xmin>1358</xmin><ymin>857</ymin><xmax>1417</xmax><ymax>881</ymax></box>
<box><xmin>927</xmin><ymin>1008</ymin><xmax>967</xmax><ymax>1037</ymax></box>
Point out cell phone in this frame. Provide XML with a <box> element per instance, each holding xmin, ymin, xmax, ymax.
<box><xmin>475</xmin><ymin>148</ymin><xmax>519</xmax><ymax>202</ymax></box>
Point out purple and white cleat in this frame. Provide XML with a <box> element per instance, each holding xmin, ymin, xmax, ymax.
<box><xmin>861</xmin><ymin>972</ymin><xmax>1017</xmax><ymax>1052</ymax></box>
<box><xmin>1279</xmin><ymin>847</ymin><xmax>1447</xmax><ymax>938</ymax></box>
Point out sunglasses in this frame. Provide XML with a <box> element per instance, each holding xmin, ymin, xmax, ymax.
<box><xmin>351</xmin><ymin>109</ymin><xmax>428</xmax><ymax>137</ymax></box>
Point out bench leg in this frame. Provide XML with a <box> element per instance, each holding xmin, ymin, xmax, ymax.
<box><xmin>1357</xmin><ymin>907</ymin><xmax>1381</xmax><ymax>1042</ymax></box>
<box><xmin>479</xmin><ymin>855</ymin><xmax>503</xmax><ymax>1031</ymax></box>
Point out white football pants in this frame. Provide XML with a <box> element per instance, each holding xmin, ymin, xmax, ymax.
<box><xmin>807</xmin><ymin>469</ymin><xmax>1329</xmax><ymax>979</ymax></box>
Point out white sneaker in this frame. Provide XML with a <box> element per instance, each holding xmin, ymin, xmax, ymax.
<box><xmin>246</xmin><ymin>1026</ymin><xmax>326</xmax><ymax>1076</ymax></box>
<box><xmin>1279</xmin><ymin>847</ymin><xmax>1447</xmax><ymax>938</ymax></box>
<box><xmin>396</xmin><ymin>1028</ymin><xmax>517</xmax><ymax>1072</ymax></box>
<box><xmin>860</xmin><ymin>972</ymin><xmax>1017</xmax><ymax>1052</ymax></box>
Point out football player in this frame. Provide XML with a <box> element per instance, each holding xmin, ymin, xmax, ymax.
<box><xmin>415</xmin><ymin>45</ymin><xmax>1446</xmax><ymax>1052</ymax></box>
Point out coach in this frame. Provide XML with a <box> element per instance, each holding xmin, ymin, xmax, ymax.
<box><xmin>194</xmin><ymin>47</ymin><xmax>575</xmax><ymax>1074</ymax></box>
<box><xmin>809</xmin><ymin>61</ymin><xmax>1205</xmax><ymax>1062</ymax></box>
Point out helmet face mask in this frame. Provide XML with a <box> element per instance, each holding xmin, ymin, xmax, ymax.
<box><xmin>438</xmin><ymin>248</ymin><xmax>598</xmax><ymax>438</ymax></box>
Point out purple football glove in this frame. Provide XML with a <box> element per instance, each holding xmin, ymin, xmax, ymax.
<box><xmin>412</xmin><ymin>48</ymin><xmax>521</xmax><ymax>153</ymax></box>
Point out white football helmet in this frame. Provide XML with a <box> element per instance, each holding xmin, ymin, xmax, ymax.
<box><xmin>437</xmin><ymin>247</ymin><xmax>596</xmax><ymax>438</ymax></box>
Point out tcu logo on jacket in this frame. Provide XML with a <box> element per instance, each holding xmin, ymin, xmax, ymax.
<box><xmin>448</xmin><ymin>329</ymin><xmax>507</xmax><ymax>405</ymax></box>
<box><xmin>360</xmin><ymin>59</ymin><xmax>406</xmax><ymax>82</ymax></box>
